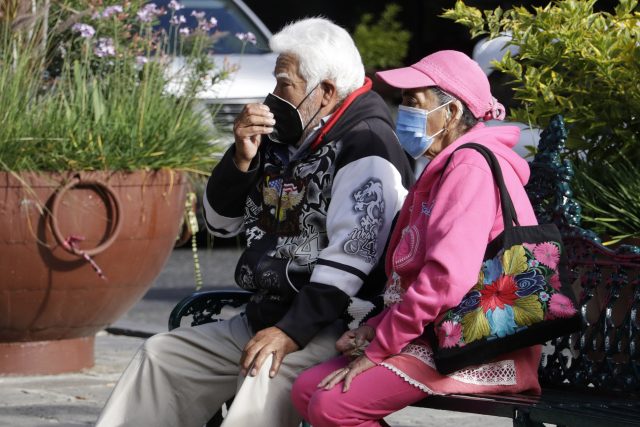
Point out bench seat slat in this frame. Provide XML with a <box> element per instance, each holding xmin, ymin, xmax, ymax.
<box><xmin>415</xmin><ymin>391</ymin><xmax>640</xmax><ymax>427</ymax></box>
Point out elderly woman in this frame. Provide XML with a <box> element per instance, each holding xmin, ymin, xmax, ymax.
<box><xmin>291</xmin><ymin>50</ymin><xmax>542</xmax><ymax>427</ymax></box>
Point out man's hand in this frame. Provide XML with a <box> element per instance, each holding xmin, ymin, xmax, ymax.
<box><xmin>335</xmin><ymin>325</ymin><xmax>375</xmax><ymax>358</ymax></box>
<box><xmin>240</xmin><ymin>327</ymin><xmax>299</xmax><ymax>378</ymax></box>
<box><xmin>232</xmin><ymin>103</ymin><xmax>275</xmax><ymax>172</ymax></box>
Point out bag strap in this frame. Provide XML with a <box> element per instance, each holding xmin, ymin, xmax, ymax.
<box><xmin>438</xmin><ymin>142</ymin><xmax>520</xmax><ymax>229</ymax></box>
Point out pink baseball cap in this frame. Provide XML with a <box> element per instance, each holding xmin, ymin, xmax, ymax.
<box><xmin>376</xmin><ymin>50</ymin><xmax>505</xmax><ymax>121</ymax></box>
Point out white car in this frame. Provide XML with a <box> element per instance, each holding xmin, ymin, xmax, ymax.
<box><xmin>158</xmin><ymin>0</ymin><xmax>277</xmax><ymax>148</ymax></box>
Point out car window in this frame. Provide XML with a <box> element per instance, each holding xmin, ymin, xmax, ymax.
<box><xmin>156</xmin><ymin>0</ymin><xmax>270</xmax><ymax>54</ymax></box>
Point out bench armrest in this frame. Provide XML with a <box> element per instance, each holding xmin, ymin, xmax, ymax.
<box><xmin>168</xmin><ymin>290</ymin><xmax>252</xmax><ymax>331</ymax></box>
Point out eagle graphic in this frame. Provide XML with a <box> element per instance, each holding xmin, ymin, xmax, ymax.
<box><xmin>263</xmin><ymin>179</ymin><xmax>305</xmax><ymax>222</ymax></box>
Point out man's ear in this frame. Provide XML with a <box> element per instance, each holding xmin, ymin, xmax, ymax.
<box><xmin>319</xmin><ymin>80</ymin><xmax>338</xmax><ymax>107</ymax></box>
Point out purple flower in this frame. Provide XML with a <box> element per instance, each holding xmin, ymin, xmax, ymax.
<box><xmin>136</xmin><ymin>56</ymin><xmax>149</xmax><ymax>65</ymax></box>
<box><xmin>102</xmin><ymin>5</ymin><xmax>123</xmax><ymax>18</ymax></box>
<box><xmin>209</xmin><ymin>17</ymin><xmax>218</xmax><ymax>27</ymax></box>
<box><xmin>94</xmin><ymin>37</ymin><xmax>116</xmax><ymax>57</ymax></box>
<box><xmin>190</xmin><ymin>10</ymin><xmax>205</xmax><ymax>19</ymax></box>
<box><xmin>137</xmin><ymin>3</ymin><xmax>165</xmax><ymax>23</ymax></box>
<box><xmin>179</xmin><ymin>27</ymin><xmax>190</xmax><ymax>36</ymax></box>
<box><xmin>170</xmin><ymin>14</ymin><xmax>186</xmax><ymax>25</ymax></box>
<box><xmin>515</xmin><ymin>270</ymin><xmax>545</xmax><ymax>297</ymax></box>
<box><xmin>72</xmin><ymin>23</ymin><xmax>96</xmax><ymax>39</ymax></box>
<box><xmin>168</xmin><ymin>0</ymin><xmax>183</xmax><ymax>10</ymax></box>
<box><xmin>235</xmin><ymin>31</ymin><xmax>256</xmax><ymax>45</ymax></box>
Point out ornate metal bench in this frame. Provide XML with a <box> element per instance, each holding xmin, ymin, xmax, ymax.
<box><xmin>169</xmin><ymin>115</ymin><xmax>640</xmax><ymax>427</ymax></box>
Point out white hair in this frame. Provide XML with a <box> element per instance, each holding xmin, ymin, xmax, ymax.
<box><xmin>269</xmin><ymin>17</ymin><xmax>365</xmax><ymax>100</ymax></box>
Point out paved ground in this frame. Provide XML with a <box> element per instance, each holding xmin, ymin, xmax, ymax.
<box><xmin>0</xmin><ymin>247</ymin><xmax>511</xmax><ymax>427</ymax></box>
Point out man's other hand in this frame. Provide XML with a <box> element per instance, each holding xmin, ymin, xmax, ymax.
<box><xmin>232</xmin><ymin>103</ymin><xmax>274</xmax><ymax>172</ymax></box>
<box><xmin>335</xmin><ymin>325</ymin><xmax>375</xmax><ymax>358</ymax></box>
<box><xmin>240</xmin><ymin>326</ymin><xmax>299</xmax><ymax>378</ymax></box>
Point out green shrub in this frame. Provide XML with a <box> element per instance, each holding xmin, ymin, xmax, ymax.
<box><xmin>574</xmin><ymin>159</ymin><xmax>640</xmax><ymax>244</ymax></box>
<box><xmin>443</xmin><ymin>0</ymin><xmax>640</xmax><ymax>164</ymax></box>
<box><xmin>443</xmin><ymin>0</ymin><xmax>640</xmax><ymax>244</ymax></box>
<box><xmin>353</xmin><ymin>4</ymin><xmax>411</xmax><ymax>71</ymax></box>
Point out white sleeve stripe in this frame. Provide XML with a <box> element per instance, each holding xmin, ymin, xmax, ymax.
<box><xmin>317</xmin><ymin>258</ymin><xmax>367</xmax><ymax>281</ymax></box>
<box><xmin>311</xmin><ymin>264</ymin><xmax>363</xmax><ymax>297</ymax></box>
<box><xmin>202</xmin><ymin>191</ymin><xmax>244</xmax><ymax>237</ymax></box>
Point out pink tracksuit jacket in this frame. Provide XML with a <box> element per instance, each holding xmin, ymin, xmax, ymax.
<box><xmin>364</xmin><ymin>122</ymin><xmax>542</xmax><ymax>395</ymax></box>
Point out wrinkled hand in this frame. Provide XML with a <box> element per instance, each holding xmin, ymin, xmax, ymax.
<box><xmin>232</xmin><ymin>103</ymin><xmax>275</xmax><ymax>171</ymax></box>
<box><xmin>318</xmin><ymin>355</ymin><xmax>376</xmax><ymax>393</ymax></box>
<box><xmin>240</xmin><ymin>327</ymin><xmax>299</xmax><ymax>378</ymax></box>
<box><xmin>335</xmin><ymin>325</ymin><xmax>375</xmax><ymax>358</ymax></box>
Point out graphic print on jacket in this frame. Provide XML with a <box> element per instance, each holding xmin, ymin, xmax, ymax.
<box><xmin>204</xmin><ymin>89</ymin><xmax>415</xmax><ymax>345</ymax></box>
<box><xmin>237</xmin><ymin>142</ymin><xmax>338</xmax><ymax>304</ymax></box>
<box><xmin>344</xmin><ymin>179</ymin><xmax>385</xmax><ymax>264</ymax></box>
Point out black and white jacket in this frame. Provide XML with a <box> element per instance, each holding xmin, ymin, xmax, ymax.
<box><xmin>203</xmin><ymin>84</ymin><xmax>414</xmax><ymax>347</ymax></box>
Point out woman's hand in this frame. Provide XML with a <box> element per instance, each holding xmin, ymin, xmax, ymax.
<box><xmin>335</xmin><ymin>325</ymin><xmax>375</xmax><ymax>358</ymax></box>
<box><xmin>317</xmin><ymin>355</ymin><xmax>376</xmax><ymax>392</ymax></box>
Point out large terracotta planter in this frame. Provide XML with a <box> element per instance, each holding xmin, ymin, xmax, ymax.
<box><xmin>0</xmin><ymin>170</ymin><xmax>186</xmax><ymax>374</ymax></box>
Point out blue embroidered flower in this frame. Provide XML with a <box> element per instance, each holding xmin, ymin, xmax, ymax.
<box><xmin>452</xmin><ymin>290</ymin><xmax>481</xmax><ymax>316</ymax></box>
<box><xmin>528</xmin><ymin>259</ymin><xmax>540</xmax><ymax>268</ymax></box>
<box><xmin>482</xmin><ymin>257</ymin><xmax>502</xmax><ymax>284</ymax></box>
<box><xmin>515</xmin><ymin>270</ymin><xmax>546</xmax><ymax>297</ymax></box>
<box><xmin>486</xmin><ymin>305</ymin><xmax>517</xmax><ymax>338</ymax></box>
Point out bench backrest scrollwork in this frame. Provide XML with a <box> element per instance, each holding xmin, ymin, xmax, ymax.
<box><xmin>526</xmin><ymin>115</ymin><xmax>640</xmax><ymax>395</ymax></box>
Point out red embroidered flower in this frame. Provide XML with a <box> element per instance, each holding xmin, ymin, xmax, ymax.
<box><xmin>480</xmin><ymin>275</ymin><xmax>518</xmax><ymax>312</ymax></box>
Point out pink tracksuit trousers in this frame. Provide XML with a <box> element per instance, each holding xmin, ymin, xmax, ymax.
<box><xmin>291</xmin><ymin>356</ymin><xmax>428</xmax><ymax>427</ymax></box>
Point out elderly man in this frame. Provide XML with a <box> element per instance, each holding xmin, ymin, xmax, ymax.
<box><xmin>97</xmin><ymin>17</ymin><xmax>413</xmax><ymax>427</ymax></box>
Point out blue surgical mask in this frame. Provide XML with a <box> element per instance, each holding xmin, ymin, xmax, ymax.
<box><xmin>395</xmin><ymin>102</ymin><xmax>451</xmax><ymax>159</ymax></box>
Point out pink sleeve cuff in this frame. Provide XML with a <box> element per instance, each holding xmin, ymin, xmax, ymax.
<box><xmin>364</xmin><ymin>339</ymin><xmax>389</xmax><ymax>364</ymax></box>
<box><xmin>364</xmin><ymin>307</ymin><xmax>389</xmax><ymax>329</ymax></box>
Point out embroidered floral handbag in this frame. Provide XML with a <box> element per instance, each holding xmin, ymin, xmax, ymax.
<box><xmin>427</xmin><ymin>143</ymin><xmax>581</xmax><ymax>375</ymax></box>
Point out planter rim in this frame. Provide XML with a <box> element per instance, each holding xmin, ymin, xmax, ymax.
<box><xmin>0</xmin><ymin>169</ymin><xmax>187</xmax><ymax>188</ymax></box>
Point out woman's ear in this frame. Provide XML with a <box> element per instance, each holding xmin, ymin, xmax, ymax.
<box><xmin>320</xmin><ymin>80</ymin><xmax>338</xmax><ymax>107</ymax></box>
<box><xmin>447</xmin><ymin>100</ymin><xmax>463</xmax><ymax>126</ymax></box>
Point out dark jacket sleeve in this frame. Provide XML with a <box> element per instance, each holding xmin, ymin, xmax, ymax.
<box><xmin>276</xmin><ymin>283</ymin><xmax>350</xmax><ymax>347</ymax></box>
<box><xmin>202</xmin><ymin>145</ymin><xmax>261</xmax><ymax>236</ymax></box>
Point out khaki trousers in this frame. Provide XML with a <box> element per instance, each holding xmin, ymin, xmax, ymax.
<box><xmin>96</xmin><ymin>314</ymin><xmax>342</xmax><ymax>427</ymax></box>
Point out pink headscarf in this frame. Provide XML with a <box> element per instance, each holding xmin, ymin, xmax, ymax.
<box><xmin>376</xmin><ymin>50</ymin><xmax>506</xmax><ymax>121</ymax></box>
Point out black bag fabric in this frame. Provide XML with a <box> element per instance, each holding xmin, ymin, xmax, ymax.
<box><xmin>427</xmin><ymin>143</ymin><xmax>581</xmax><ymax>375</ymax></box>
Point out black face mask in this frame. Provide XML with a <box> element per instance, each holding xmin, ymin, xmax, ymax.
<box><xmin>262</xmin><ymin>86</ymin><xmax>321</xmax><ymax>145</ymax></box>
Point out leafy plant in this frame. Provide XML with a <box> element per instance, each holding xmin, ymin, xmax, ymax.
<box><xmin>573</xmin><ymin>160</ymin><xmax>640</xmax><ymax>245</ymax></box>
<box><xmin>0</xmin><ymin>0</ymin><xmax>233</xmax><ymax>173</ymax></box>
<box><xmin>442</xmin><ymin>0</ymin><xmax>640</xmax><ymax>164</ymax></box>
<box><xmin>353</xmin><ymin>3</ymin><xmax>411</xmax><ymax>71</ymax></box>
<box><xmin>443</xmin><ymin>0</ymin><xmax>640</xmax><ymax>245</ymax></box>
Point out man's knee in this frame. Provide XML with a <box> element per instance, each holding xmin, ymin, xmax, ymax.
<box><xmin>141</xmin><ymin>330</ymin><xmax>182</xmax><ymax>359</ymax></box>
